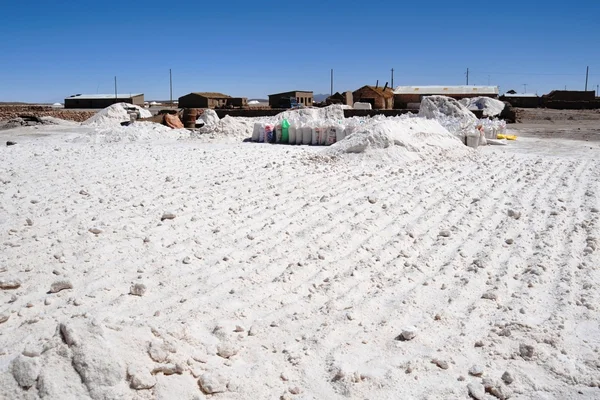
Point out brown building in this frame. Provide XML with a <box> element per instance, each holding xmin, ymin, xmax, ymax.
<box><xmin>542</xmin><ymin>90</ymin><xmax>595</xmax><ymax>102</ymax></box>
<box><xmin>499</xmin><ymin>93</ymin><xmax>540</xmax><ymax>108</ymax></box>
<box><xmin>540</xmin><ymin>90</ymin><xmax>600</xmax><ymax>109</ymax></box>
<box><xmin>352</xmin><ymin>85</ymin><xmax>394</xmax><ymax>109</ymax></box>
<box><xmin>178</xmin><ymin>92</ymin><xmax>247</xmax><ymax>109</ymax></box>
<box><xmin>326</xmin><ymin>91</ymin><xmax>353</xmax><ymax>106</ymax></box>
<box><xmin>64</xmin><ymin>93</ymin><xmax>144</xmax><ymax>109</ymax></box>
<box><xmin>393</xmin><ymin>86</ymin><xmax>499</xmax><ymax>109</ymax></box>
<box><xmin>269</xmin><ymin>91</ymin><xmax>313</xmax><ymax>108</ymax></box>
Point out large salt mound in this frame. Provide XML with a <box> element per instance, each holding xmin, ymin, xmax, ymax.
<box><xmin>325</xmin><ymin>117</ymin><xmax>471</xmax><ymax>161</ymax></box>
<box><xmin>418</xmin><ymin>95</ymin><xmax>477</xmax><ymax>138</ymax></box>
<box><xmin>275</xmin><ymin>105</ymin><xmax>345</xmax><ymax>124</ymax></box>
<box><xmin>73</xmin><ymin>122</ymin><xmax>190</xmax><ymax>143</ymax></box>
<box><xmin>459</xmin><ymin>96</ymin><xmax>505</xmax><ymax>117</ymax></box>
<box><xmin>82</xmin><ymin>103</ymin><xmax>152</xmax><ymax>127</ymax></box>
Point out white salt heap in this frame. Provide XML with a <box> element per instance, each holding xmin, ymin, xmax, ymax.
<box><xmin>326</xmin><ymin>116</ymin><xmax>471</xmax><ymax>161</ymax></box>
<box><xmin>419</xmin><ymin>95</ymin><xmax>477</xmax><ymax>138</ymax></box>
<box><xmin>275</xmin><ymin>104</ymin><xmax>345</xmax><ymax>124</ymax></box>
<box><xmin>460</xmin><ymin>97</ymin><xmax>506</xmax><ymax>117</ymax></box>
<box><xmin>196</xmin><ymin>109</ymin><xmax>220</xmax><ymax>128</ymax></box>
<box><xmin>82</xmin><ymin>103</ymin><xmax>152</xmax><ymax>127</ymax></box>
<box><xmin>73</xmin><ymin>122</ymin><xmax>190</xmax><ymax>143</ymax></box>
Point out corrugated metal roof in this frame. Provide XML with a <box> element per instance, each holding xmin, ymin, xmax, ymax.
<box><xmin>67</xmin><ymin>93</ymin><xmax>143</xmax><ymax>99</ymax></box>
<box><xmin>502</xmin><ymin>93</ymin><xmax>538</xmax><ymax>98</ymax></box>
<box><xmin>393</xmin><ymin>86</ymin><xmax>499</xmax><ymax>95</ymax></box>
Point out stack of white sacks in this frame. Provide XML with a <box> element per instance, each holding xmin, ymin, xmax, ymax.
<box><xmin>251</xmin><ymin>119</ymin><xmax>368</xmax><ymax>145</ymax></box>
<box><xmin>251</xmin><ymin>105</ymin><xmax>365</xmax><ymax>146</ymax></box>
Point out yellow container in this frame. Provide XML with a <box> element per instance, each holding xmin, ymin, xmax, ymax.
<box><xmin>497</xmin><ymin>134</ymin><xmax>517</xmax><ymax>140</ymax></box>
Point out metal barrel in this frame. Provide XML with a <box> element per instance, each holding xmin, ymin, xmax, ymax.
<box><xmin>183</xmin><ymin>108</ymin><xmax>198</xmax><ymax>128</ymax></box>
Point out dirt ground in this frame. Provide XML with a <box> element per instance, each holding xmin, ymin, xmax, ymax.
<box><xmin>512</xmin><ymin>108</ymin><xmax>600</xmax><ymax>142</ymax></box>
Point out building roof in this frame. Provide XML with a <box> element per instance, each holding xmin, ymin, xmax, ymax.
<box><xmin>66</xmin><ymin>93</ymin><xmax>143</xmax><ymax>99</ymax></box>
<box><xmin>269</xmin><ymin>90</ymin><xmax>313</xmax><ymax>97</ymax></box>
<box><xmin>191</xmin><ymin>92</ymin><xmax>231</xmax><ymax>98</ymax></box>
<box><xmin>502</xmin><ymin>93</ymin><xmax>538</xmax><ymax>98</ymax></box>
<box><xmin>393</xmin><ymin>86</ymin><xmax>499</xmax><ymax>95</ymax></box>
<box><xmin>356</xmin><ymin>86</ymin><xmax>394</xmax><ymax>98</ymax></box>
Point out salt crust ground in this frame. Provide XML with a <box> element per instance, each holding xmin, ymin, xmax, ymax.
<box><xmin>0</xmin><ymin>120</ymin><xmax>599</xmax><ymax>400</ymax></box>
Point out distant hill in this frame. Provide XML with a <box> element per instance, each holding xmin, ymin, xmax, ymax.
<box><xmin>249</xmin><ymin>99</ymin><xmax>268</xmax><ymax>103</ymax></box>
<box><xmin>313</xmin><ymin>94</ymin><xmax>329</xmax><ymax>102</ymax></box>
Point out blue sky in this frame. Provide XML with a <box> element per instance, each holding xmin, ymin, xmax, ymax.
<box><xmin>1</xmin><ymin>0</ymin><xmax>599</xmax><ymax>103</ymax></box>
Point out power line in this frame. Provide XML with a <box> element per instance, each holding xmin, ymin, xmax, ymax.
<box><xmin>472</xmin><ymin>71</ymin><xmax>584</xmax><ymax>76</ymax></box>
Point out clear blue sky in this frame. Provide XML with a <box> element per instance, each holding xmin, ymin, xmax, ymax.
<box><xmin>1</xmin><ymin>0</ymin><xmax>599</xmax><ymax>103</ymax></box>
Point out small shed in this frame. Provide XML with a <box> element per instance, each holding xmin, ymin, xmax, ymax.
<box><xmin>269</xmin><ymin>91</ymin><xmax>313</xmax><ymax>108</ymax></box>
<box><xmin>352</xmin><ymin>86</ymin><xmax>394</xmax><ymax>109</ymax></box>
<box><xmin>178</xmin><ymin>92</ymin><xmax>247</xmax><ymax>109</ymax></box>
<box><xmin>499</xmin><ymin>93</ymin><xmax>540</xmax><ymax>108</ymax></box>
<box><xmin>326</xmin><ymin>91</ymin><xmax>353</xmax><ymax>106</ymax></box>
<box><xmin>64</xmin><ymin>93</ymin><xmax>144</xmax><ymax>109</ymax></box>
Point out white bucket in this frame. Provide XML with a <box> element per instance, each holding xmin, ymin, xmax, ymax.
<box><xmin>258</xmin><ymin>124</ymin><xmax>266</xmax><ymax>142</ymax></box>
<box><xmin>466</xmin><ymin>135</ymin><xmax>480</xmax><ymax>149</ymax></box>
<box><xmin>336</xmin><ymin>125</ymin><xmax>346</xmax><ymax>142</ymax></box>
<box><xmin>327</xmin><ymin>126</ymin><xmax>337</xmax><ymax>145</ymax></box>
<box><xmin>252</xmin><ymin>123</ymin><xmax>261</xmax><ymax>142</ymax></box>
<box><xmin>311</xmin><ymin>127</ymin><xmax>320</xmax><ymax>145</ymax></box>
<box><xmin>344</xmin><ymin>125</ymin><xmax>356</xmax><ymax>138</ymax></box>
<box><xmin>302</xmin><ymin>126</ymin><xmax>312</xmax><ymax>145</ymax></box>
<box><xmin>296</xmin><ymin>127</ymin><xmax>304</xmax><ymax>144</ymax></box>
<box><xmin>315</xmin><ymin>127</ymin><xmax>326</xmax><ymax>145</ymax></box>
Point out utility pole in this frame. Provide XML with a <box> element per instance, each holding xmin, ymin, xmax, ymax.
<box><xmin>466</xmin><ymin>68</ymin><xmax>469</xmax><ymax>85</ymax></box>
<box><xmin>523</xmin><ymin>83</ymin><xmax>527</xmax><ymax>93</ymax></box>
<box><xmin>391</xmin><ymin>68</ymin><xmax>394</xmax><ymax>89</ymax></box>
<box><xmin>585</xmin><ymin>66</ymin><xmax>589</xmax><ymax>91</ymax></box>
<box><xmin>114</xmin><ymin>76</ymin><xmax>117</xmax><ymax>101</ymax></box>
<box><xmin>169</xmin><ymin>69</ymin><xmax>173</xmax><ymax>106</ymax></box>
<box><xmin>597</xmin><ymin>84</ymin><xmax>599</xmax><ymax>97</ymax></box>
<box><xmin>330</xmin><ymin>69</ymin><xmax>334</xmax><ymax>96</ymax></box>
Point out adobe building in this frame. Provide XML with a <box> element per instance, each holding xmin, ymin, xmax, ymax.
<box><xmin>326</xmin><ymin>91</ymin><xmax>353</xmax><ymax>106</ymax></box>
<box><xmin>499</xmin><ymin>93</ymin><xmax>540</xmax><ymax>108</ymax></box>
<box><xmin>178</xmin><ymin>92</ymin><xmax>247</xmax><ymax>109</ymax></box>
<box><xmin>352</xmin><ymin>85</ymin><xmax>394</xmax><ymax>109</ymax></box>
<box><xmin>64</xmin><ymin>93</ymin><xmax>144</xmax><ymax>109</ymax></box>
<box><xmin>269</xmin><ymin>91</ymin><xmax>313</xmax><ymax>108</ymax></box>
